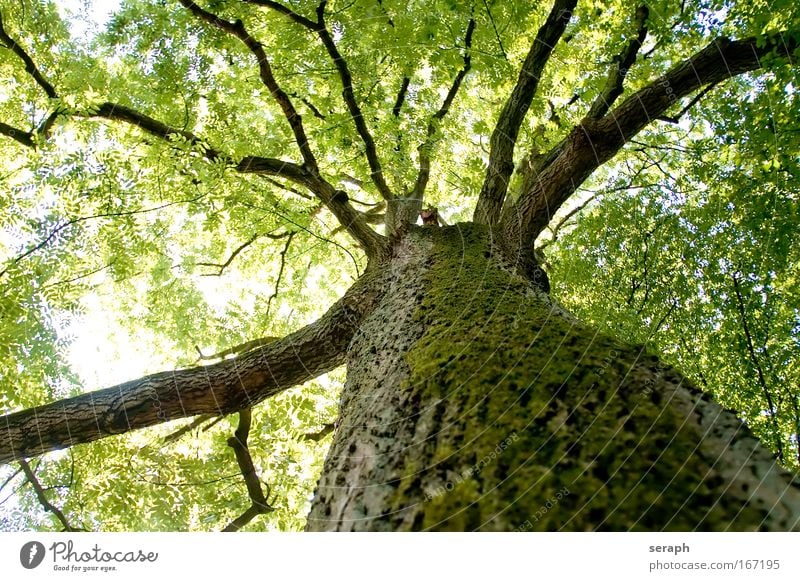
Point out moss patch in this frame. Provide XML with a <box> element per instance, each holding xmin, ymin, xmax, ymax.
<box><xmin>392</xmin><ymin>223</ymin><xmax>768</xmax><ymax>531</ymax></box>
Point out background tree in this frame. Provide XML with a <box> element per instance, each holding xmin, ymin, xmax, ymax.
<box><xmin>0</xmin><ymin>0</ymin><xmax>798</xmax><ymax>531</ymax></box>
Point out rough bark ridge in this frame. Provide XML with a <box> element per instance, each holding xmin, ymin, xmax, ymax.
<box><xmin>306</xmin><ymin>224</ymin><xmax>800</xmax><ymax>531</ymax></box>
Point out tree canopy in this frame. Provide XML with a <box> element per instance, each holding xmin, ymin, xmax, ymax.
<box><xmin>0</xmin><ymin>0</ymin><xmax>798</xmax><ymax>531</ymax></box>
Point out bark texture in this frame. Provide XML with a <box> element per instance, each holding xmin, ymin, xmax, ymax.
<box><xmin>306</xmin><ymin>224</ymin><xmax>800</xmax><ymax>531</ymax></box>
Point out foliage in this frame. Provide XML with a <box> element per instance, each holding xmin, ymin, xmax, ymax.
<box><xmin>0</xmin><ymin>0</ymin><xmax>798</xmax><ymax>529</ymax></box>
<box><xmin>546</xmin><ymin>85</ymin><xmax>800</xmax><ymax>468</ymax></box>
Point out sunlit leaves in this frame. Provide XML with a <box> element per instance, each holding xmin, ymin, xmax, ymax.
<box><xmin>1</xmin><ymin>0</ymin><xmax>799</xmax><ymax>530</ymax></box>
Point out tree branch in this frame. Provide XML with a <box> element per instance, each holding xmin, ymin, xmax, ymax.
<box><xmin>732</xmin><ymin>273</ymin><xmax>784</xmax><ymax>463</ymax></box>
<box><xmin>180</xmin><ymin>2</ymin><xmax>389</xmax><ymax>258</ymax></box>
<box><xmin>196</xmin><ymin>230</ymin><xmax>291</xmax><ymax>276</ymax></box>
<box><xmin>315</xmin><ymin>0</ymin><xmax>394</xmax><ymax>201</ymax></box>
<box><xmin>19</xmin><ymin>460</ymin><xmax>86</xmax><ymax>531</ymax></box>
<box><xmin>266</xmin><ymin>231</ymin><xmax>295</xmax><ymax>316</ymax></box>
<box><xmin>0</xmin><ymin>12</ymin><xmax>57</xmax><ymax>99</ymax></box>
<box><xmin>248</xmin><ymin>0</ymin><xmax>395</xmax><ymax>201</ymax></box>
<box><xmin>98</xmin><ymin>105</ymin><xmax>383</xmax><ymax>256</ymax></box>
<box><xmin>473</xmin><ymin>0</ymin><xmax>577</xmax><ymax>226</ymax></box>
<box><xmin>657</xmin><ymin>81</ymin><xmax>719</xmax><ymax>124</ymax></box>
<box><xmin>92</xmin><ymin>101</ymin><xmax>218</xmax><ymax>157</ymax></box>
<box><xmin>304</xmin><ymin>423</ymin><xmax>335</xmax><ymax>442</ymax></box>
<box><xmin>0</xmin><ymin>11</ymin><xmax>59</xmax><ymax>146</ymax></box>
<box><xmin>0</xmin><ymin>120</ymin><xmax>34</xmax><ymax>148</ymax></box>
<box><xmin>501</xmin><ymin>30</ymin><xmax>799</xmax><ymax>248</ymax></box>
<box><xmin>536</xmin><ymin>192</ymin><xmax>598</xmax><ymax>253</ymax></box>
<box><xmin>94</xmin><ymin>102</ymin><xmax>383</xmax><ymax>255</ymax></box>
<box><xmin>245</xmin><ymin>0</ymin><xmax>318</xmax><ymax>28</ymax></box>
<box><xmin>93</xmin><ymin>104</ymin><xmax>327</xmax><ymax>192</ymax></box>
<box><xmin>392</xmin><ymin>77</ymin><xmax>410</xmax><ymax>118</ymax></box>
<box><xmin>586</xmin><ymin>5</ymin><xmax>649</xmax><ymax>119</ymax></box>
<box><xmin>414</xmin><ymin>19</ymin><xmax>475</xmax><ymax>198</ymax></box>
<box><xmin>390</xmin><ymin>18</ymin><xmax>475</xmax><ymax>229</ymax></box>
<box><xmin>162</xmin><ymin>414</ymin><xmax>216</xmax><ymax>443</ymax></box>
<box><xmin>222</xmin><ymin>408</ymin><xmax>274</xmax><ymax>531</ymax></box>
<box><xmin>0</xmin><ymin>268</ymin><xmax>387</xmax><ymax>464</ymax></box>
<box><xmin>196</xmin><ymin>338</ymin><xmax>280</xmax><ymax>362</ymax></box>
<box><xmin>481</xmin><ymin>0</ymin><xmax>507</xmax><ymax>60</ymax></box>
<box><xmin>178</xmin><ymin>0</ymin><xmax>319</xmax><ymax>171</ymax></box>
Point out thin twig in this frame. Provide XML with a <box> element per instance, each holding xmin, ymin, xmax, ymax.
<box><xmin>266</xmin><ymin>232</ymin><xmax>296</xmax><ymax>316</ymax></box>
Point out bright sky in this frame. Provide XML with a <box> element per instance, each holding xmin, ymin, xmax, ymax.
<box><xmin>57</xmin><ymin>0</ymin><xmax>121</xmax><ymax>40</ymax></box>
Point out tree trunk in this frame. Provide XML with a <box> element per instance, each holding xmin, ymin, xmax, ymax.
<box><xmin>306</xmin><ymin>224</ymin><xmax>800</xmax><ymax>531</ymax></box>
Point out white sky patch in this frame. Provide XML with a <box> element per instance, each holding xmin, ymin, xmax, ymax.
<box><xmin>67</xmin><ymin>292</ymin><xmax>167</xmax><ymax>391</ymax></box>
<box><xmin>56</xmin><ymin>0</ymin><xmax>121</xmax><ymax>41</ymax></box>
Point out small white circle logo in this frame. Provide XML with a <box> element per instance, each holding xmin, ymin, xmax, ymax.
<box><xmin>20</xmin><ymin>541</ymin><xmax>46</xmax><ymax>569</ymax></box>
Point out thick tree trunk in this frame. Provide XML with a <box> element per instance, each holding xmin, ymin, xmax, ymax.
<box><xmin>306</xmin><ymin>224</ymin><xmax>800</xmax><ymax>531</ymax></box>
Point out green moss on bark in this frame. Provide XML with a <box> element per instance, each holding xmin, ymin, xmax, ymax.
<box><xmin>395</xmin><ymin>223</ymin><xmax>780</xmax><ymax>530</ymax></box>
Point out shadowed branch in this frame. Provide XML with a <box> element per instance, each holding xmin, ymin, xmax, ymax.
<box><xmin>222</xmin><ymin>409</ymin><xmax>275</xmax><ymax>531</ymax></box>
<box><xmin>19</xmin><ymin>460</ymin><xmax>87</xmax><ymax>532</ymax></box>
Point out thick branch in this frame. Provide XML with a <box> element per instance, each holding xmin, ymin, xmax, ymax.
<box><xmin>93</xmin><ymin>104</ymin><xmax>321</xmax><ymax>190</ymax></box>
<box><xmin>0</xmin><ymin>270</ymin><xmax>386</xmax><ymax>465</ymax></box>
<box><xmin>603</xmin><ymin>33</ymin><xmax>797</xmax><ymax>148</ymax></box>
<box><xmin>392</xmin><ymin>77</ymin><xmax>411</xmax><ymax>117</ymax></box>
<box><xmin>196</xmin><ymin>338</ymin><xmax>280</xmax><ymax>362</ymax></box>
<box><xmin>0</xmin><ymin>11</ymin><xmax>59</xmax><ymax>146</ymax></box>
<box><xmin>315</xmin><ymin>1</ymin><xmax>394</xmax><ymax>201</ymax></box>
<box><xmin>502</xmin><ymin>31</ymin><xmax>799</xmax><ymax>247</ymax></box>
<box><xmin>89</xmin><ymin>103</ymin><xmax>312</xmax><ymax>190</ymax></box>
<box><xmin>93</xmin><ymin>101</ymin><xmax>218</xmax><ymax>158</ymax></box>
<box><xmin>586</xmin><ymin>5</ymin><xmax>649</xmax><ymax>119</ymax></box>
<box><xmin>473</xmin><ymin>0</ymin><xmax>577</xmax><ymax>226</ymax></box>
<box><xmin>0</xmin><ymin>120</ymin><xmax>34</xmax><ymax>148</ymax></box>
<box><xmin>245</xmin><ymin>0</ymin><xmax>317</xmax><ymax>28</ymax></box>
<box><xmin>304</xmin><ymin>423</ymin><xmax>335</xmax><ymax>442</ymax></box>
<box><xmin>92</xmin><ymin>105</ymin><xmax>384</xmax><ymax>255</ymax></box>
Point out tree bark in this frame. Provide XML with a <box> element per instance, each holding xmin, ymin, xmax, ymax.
<box><xmin>306</xmin><ymin>224</ymin><xmax>800</xmax><ymax>531</ymax></box>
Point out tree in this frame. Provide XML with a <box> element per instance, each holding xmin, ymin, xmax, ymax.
<box><xmin>0</xmin><ymin>0</ymin><xmax>799</xmax><ymax>531</ymax></box>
